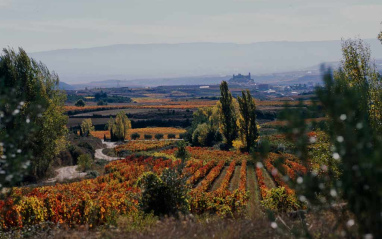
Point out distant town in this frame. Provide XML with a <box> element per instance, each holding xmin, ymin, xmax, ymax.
<box><xmin>66</xmin><ymin>72</ymin><xmax>318</xmax><ymax>103</ymax></box>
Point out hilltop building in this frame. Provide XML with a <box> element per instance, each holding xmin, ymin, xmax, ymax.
<box><xmin>229</xmin><ymin>73</ymin><xmax>254</xmax><ymax>84</ymax></box>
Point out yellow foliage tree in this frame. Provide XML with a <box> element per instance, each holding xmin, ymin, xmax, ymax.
<box><xmin>108</xmin><ymin>111</ymin><xmax>131</xmax><ymax>141</ymax></box>
<box><xmin>80</xmin><ymin>118</ymin><xmax>94</xmax><ymax>137</ymax></box>
<box><xmin>336</xmin><ymin>38</ymin><xmax>382</xmax><ymax>133</ymax></box>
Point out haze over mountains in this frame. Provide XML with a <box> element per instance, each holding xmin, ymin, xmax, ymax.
<box><xmin>30</xmin><ymin>39</ymin><xmax>382</xmax><ymax>88</ymax></box>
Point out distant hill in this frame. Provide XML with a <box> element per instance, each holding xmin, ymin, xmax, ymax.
<box><xmin>58</xmin><ymin>82</ymin><xmax>75</xmax><ymax>90</ymax></box>
<box><xmin>68</xmin><ymin>58</ymin><xmax>382</xmax><ymax>89</ymax></box>
<box><xmin>70</xmin><ymin>76</ymin><xmax>230</xmax><ymax>89</ymax></box>
<box><xmin>29</xmin><ymin>39</ymin><xmax>382</xmax><ymax>86</ymax></box>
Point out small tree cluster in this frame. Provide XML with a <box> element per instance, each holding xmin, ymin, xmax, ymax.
<box><xmin>188</xmin><ymin>106</ymin><xmax>221</xmax><ymax>147</ymax></box>
<box><xmin>77</xmin><ymin>154</ymin><xmax>92</xmax><ymax>172</ymax></box>
<box><xmin>188</xmin><ymin>81</ymin><xmax>258</xmax><ymax>152</ymax></box>
<box><xmin>108</xmin><ymin>111</ymin><xmax>131</xmax><ymax>142</ymax></box>
<box><xmin>80</xmin><ymin>118</ymin><xmax>94</xmax><ymax>137</ymax></box>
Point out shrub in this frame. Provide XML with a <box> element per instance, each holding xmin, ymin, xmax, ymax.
<box><xmin>68</xmin><ymin>145</ymin><xmax>84</xmax><ymax>164</ymax></box>
<box><xmin>87</xmin><ymin>170</ymin><xmax>100</xmax><ymax>178</ymax></box>
<box><xmin>155</xmin><ymin>133</ymin><xmax>164</xmax><ymax>140</ymax></box>
<box><xmin>77</xmin><ymin>154</ymin><xmax>92</xmax><ymax>172</ymax></box>
<box><xmin>168</xmin><ymin>133</ymin><xmax>176</xmax><ymax>139</ymax></box>
<box><xmin>144</xmin><ymin>134</ymin><xmax>153</xmax><ymax>140</ymax></box>
<box><xmin>75</xmin><ymin>99</ymin><xmax>85</xmax><ymax>107</ymax></box>
<box><xmin>261</xmin><ymin>187</ymin><xmax>301</xmax><ymax>212</ymax></box>
<box><xmin>77</xmin><ymin>142</ymin><xmax>95</xmax><ymax>154</ymax></box>
<box><xmin>97</xmin><ymin>100</ymin><xmax>107</xmax><ymax>106</ymax></box>
<box><xmin>131</xmin><ymin>133</ymin><xmax>141</xmax><ymax>140</ymax></box>
<box><xmin>56</xmin><ymin>150</ymin><xmax>74</xmax><ymax>166</ymax></box>
<box><xmin>136</xmin><ymin>169</ymin><xmax>190</xmax><ymax>216</ymax></box>
<box><xmin>179</xmin><ymin>133</ymin><xmax>186</xmax><ymax>139</ymax></box>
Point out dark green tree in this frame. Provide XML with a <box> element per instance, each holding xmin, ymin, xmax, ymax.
<box><xmin>279</xmin><ymin>69</ymin><xmax>382</xmax><ymax>237</ymax></box>
<box><xmin>137</xmin><ymin>140</ymin><xmax>190</xmax><ymax>216</ymax></box>
<box><xmin>155</xmin><ymin>133</ymin><xmax>164</xmax><ymax>140</ymax></box>
<box><xmin>237</xmin><ymin>90</ymin><xmax>258</xmax><ymax>152</ymax></box>
<box><xmin>175</xmin><ymin>140</ymin><xmax>190</xmax><ymax>171</ymax></box>
<box><xmin>144</xmin><ymin>134</ymin><xmax>152</xmax><ymax>140</ymax></box>
<box><xmin>97</xmin><ymin>100</ymin><xmax>107</xmax><ymax>106</ymax></box>
<box><xmin>75</xmin><ymin>99</ymin><xmax>85</xmax><ymax>107</ymax></box>
<box><xmin>136</xmin><ymin>169</ymin><xmax>190</xmax><ymax>217</ymax></box>
<box><xmin>219</xmin><ymin>81</ymin><xmax>237</xmax><ymax>149</ymax></box>
<box><xmin>0</xmin><ymin>48</ymin><xmax>67</xmax><ymax>181</ymax></box>
<box><xmin>131</xmin><ymin>133</ymin><xmax>140</xmax><ymax>140</ymax></box>
<box><xmin>79</xmin><ymin>125</ymin><xmax>83</xmax><ymax>136</ymax></box>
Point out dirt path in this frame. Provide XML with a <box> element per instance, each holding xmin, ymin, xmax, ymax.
<box><xmin>247</xmin><ymin>165</ymin><xmax>263</xmax><ymax>218</ymax></box>
<box><xmin>44</xmin><ymin>166</ymin><xmax>87</xmax><ymax>183</ymax></box>
<box><xmin>210</xmin><ymin>166</ymin><xmax>228</xmax><ymax>191</ymax></box>
<box><xmin>262</xmin><ymin>168</ymin><xmax>276</xmax><ymax>188</ymax></box>
<box><xmin>228</xmin><ymin>166</ymin><xmax>241</xmax><ymax>191</ymax></box>
<box><xmin>94</xmin><ymin>140</ymin><xmax>120</xmax><ymax>161</ymax></box>
<box><xmin>45</xmin><ymin>140</ymin><xmax>120</xmax><ymax>183</ymax></box>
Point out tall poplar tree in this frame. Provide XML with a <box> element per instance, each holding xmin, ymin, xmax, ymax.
<box><xmin>219</xmin><ymin>81</ymin><xmax>237</xmax><ymax>149</ymax></box>
<box><xmin>238</xmin><ymin>90</ymin><xmax>258</xmax><ymax>152</ymax></box>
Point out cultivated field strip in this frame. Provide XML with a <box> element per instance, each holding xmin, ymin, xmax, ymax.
<box><xmin>247</xmin><ymin>165</ymin><xmax>262</xmax><ymax>217</ymax></box>
<box><xmin>261</xmin><ymin>167</ymin><xmax>276</xmax><ymax>189</ymax></box>
<box><xmin>193</xmin><ymin>161</ymin><xmax>225</xmax><ymax>193</ymax></box>
<box><xmin>210</xmin><ymin>166</ymin><xmax>229</xmax><ymax>191</ymax></box>
<box><xmin>228</xmin><ymin>166</ymin><xmax>241</xmax><ymax>191</ymax></box>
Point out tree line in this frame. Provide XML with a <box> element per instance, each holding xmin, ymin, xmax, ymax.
<box><xmin>186</xmin><ymin>81</ymin><xmax>259</xmax><ymax>152</ymax></box>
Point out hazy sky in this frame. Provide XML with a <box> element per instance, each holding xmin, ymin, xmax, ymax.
<box><xmin>1</xmin><ymin>0</ymin><xmax>381</xmax><ymax>52</ymax></box>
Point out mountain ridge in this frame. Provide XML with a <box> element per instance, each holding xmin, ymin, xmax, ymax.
<box><xmin>29</xmin><ymin>39</ymin><xmax>382</xmax><ymax>85</ymax></box>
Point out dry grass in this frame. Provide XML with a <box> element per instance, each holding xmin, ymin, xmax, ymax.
<box><xmin>19</xmin><ymin>210</ymin><xmax>356</xmax><ymax>239</ymax></box>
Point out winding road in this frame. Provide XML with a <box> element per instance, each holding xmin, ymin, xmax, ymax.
<box><xmin>94</xmin><ymin>140</ymin><xmax>120</xmax><ymax>161</ymax></box>
<box><xmin>45</xmin><ymin>140</ymin><xmax>120</xmax><ymax>183</ymax></box>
